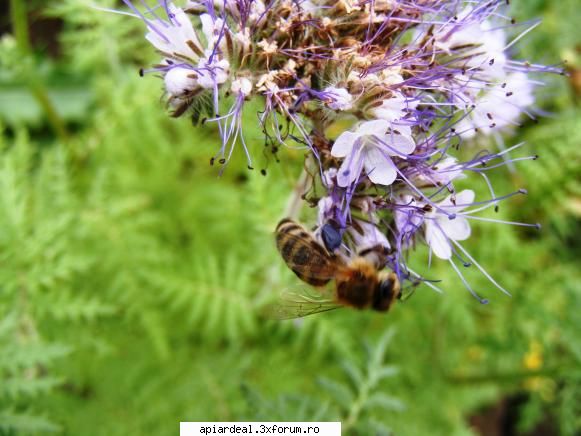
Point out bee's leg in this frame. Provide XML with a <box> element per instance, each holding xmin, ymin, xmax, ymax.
<box><xmin>357</xmin><ymin>244</ymin><xmax>392</xmax><ymax>268</ymax></box>
<box><xmin>398</xmin><ymin>277</ymin><xmax>424</xmax><ymax>301</ymax></box>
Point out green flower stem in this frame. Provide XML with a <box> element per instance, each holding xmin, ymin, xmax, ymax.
<box><xmin>343</xmin><ymin>383</ymin><xmax>370</xmax><ymax>433</ymax></box>
<box><xmin>10</xmin><ymin>0</ymin><xmax>69</xmax><ymax>144</ymax></box>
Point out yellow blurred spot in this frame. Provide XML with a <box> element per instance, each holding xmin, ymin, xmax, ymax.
<box><xmin>523</xmin><ymin>341</ymin><xmax>543</xmax><ymax>370</ymax></box>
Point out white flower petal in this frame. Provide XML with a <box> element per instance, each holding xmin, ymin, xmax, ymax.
<box><xmin>336</xmin><ymin>155</ymin><xmax>358</xmax><ymax>187</ymax></box>
<box><xmin>350</xmin><ymin>220</ymin><xmax>391</xmax><ymax>251</ymax></box>
<box><xmin>324</xmin><ymin>86</ymin><xmax>353</xmax><ymax>111</ymax></box>
<box><xmin>390</xmin><ymin>123</ymin><xmax>412</xmax><ymax>137</ymax></box>
<box><xmin>336</xmin><ymin>143</ymin><xmax>365</xmax><ymax>188</ymax></box>
<box><xmin>425</xmin><ymin>222</ymin><xmax>452</xmax><ymax>260</ymax></box>
<box><xmin>199</xmin><ymin>13</ymin><xmax>215</xmax><ymax>43</ymax></box>
<box><xmin>146</xmin><ymin>5</ymin><xmax>201</xmax><ymax>60</ymax></box>
<box><xmin>331</xmin><ymin>131</ymin><xmax>358</xmax><ymax>157</ymax></box>
<box><xmin>438</xmin><ymin>216</ymin><xmax>471</xmax><ymax>241</ymax></box>
<box><xmin>385</xmin><ymin>132</ymin><xmax>416</xmax><ymax>155</ymax></box>
<box><xmin>371</xmin><ymin>94</ymin><xmax>407</xmax><ymax>122</ymax></box>
<box><xmin>363</xmin><ymin>149</ymin><xmax>397</xmax><ymax>186</ymax></box>
<box><xmin>358</xmin><ymin>119</ymin><xmax>390</xmax><ymax>137</ymax></box>
<box><xmin>440</xmin><ymin>189</ymin><xmax>475</xmax><ymax>211</ymax></box>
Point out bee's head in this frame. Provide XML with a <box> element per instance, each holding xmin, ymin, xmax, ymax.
<box><xmin>373</xmin><ymin>273</ymin><xmax>400</xmax><ymax>312</ymax></box>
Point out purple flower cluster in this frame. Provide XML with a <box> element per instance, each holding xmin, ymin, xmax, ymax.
<box><xmin>117</xmin><ymin>0</ymin><xmax>562</xmax><ymax>301</ymax></box>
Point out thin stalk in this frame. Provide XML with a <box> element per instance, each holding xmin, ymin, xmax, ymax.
<box><xmin>283</xmin><ymin>165</ymin><xmax>309</xmax><ymax>219</ymax></box>
<box><xmin>343</xmin><ymin>382</ymin><xmax>370</xmax><ymax>433</ymax></box>
<box><xmin>10</xmin><ymin>0</ymin><xmax>70</xmax><ymax>144</ymax></box>
<box><xmin>282</xmin><ymin>116</ymin><xmax>326</xmax><ymax>219</ymax></box>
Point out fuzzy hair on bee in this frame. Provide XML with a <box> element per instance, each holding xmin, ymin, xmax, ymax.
<box><xmin>273</xmin><ymin>218</ymin><xmax>400</xmax><ymax>319</ymax></box>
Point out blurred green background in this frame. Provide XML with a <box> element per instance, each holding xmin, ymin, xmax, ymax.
<box><xmin>0</xmin><ymin>1</ymin><xmax>580</xmax><ymax>435</ymax></box>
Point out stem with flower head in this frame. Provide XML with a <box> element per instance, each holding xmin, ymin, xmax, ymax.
<box><xmin>115</xmin><ymin>0</ymin><xmax>564</xmax><ymax>305</ymax></box>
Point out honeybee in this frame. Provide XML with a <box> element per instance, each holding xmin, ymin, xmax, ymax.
<box><xmin>271</xmin><ymin>218</ymin><xmax>400</xmax><ymax>319</ymax></box>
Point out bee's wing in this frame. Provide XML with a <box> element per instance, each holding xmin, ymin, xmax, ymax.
<box><xmin>276</xmin><ymin>229</ymin><xmax>342</xmax><ymax>286</ymax></box>
<box><xmin>265</xmin><ymin>286</ymin><xmax>343</xmax><ymax>320</ymax></box>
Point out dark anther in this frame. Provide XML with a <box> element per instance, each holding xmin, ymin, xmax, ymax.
<box><xmin>511</xmin><ymin>18</ymin><xmax>516</xmax><ymax>24</ymax></box>
<box><xmin>219</xmin><ymin>158</ymin><xmax>226</xmax><ymax>164</ymax></box>
<box><xmin>506</xmin><ymin>92</ymin><xmax>514</xmax><ymax>97</ymax></box>
<box><xmin>486</xmin><ymin>113</ymin><xmax>493</xmax><ymax>120</ymax></box>
<box><xmin>533</xmin><ymin>155</ymin><xmax>539</xmax><ymax>160</ymax></box>
<box><xmin>489</xmin><ymin>59</ymin><xmax>495</xmax><ymax>66</ymax></box>
<box><xmin>518</xmin><ymin>189</ymin><xmax>528</xmax><ymax>195</ymax></box>
<box><xmin>260</xmin><ymin>169</ymin><xmax>267</xmax><ymax>176</ymax></box>
<box><xmin>321</xmin><ymin>223</ymin><xmax>342</xmax><ymax>252</ymax></box>
<box><xmin>139</xmin><ymin>68</ymin><xmax>144</xmax><ymax>77</ymax></box>
<box><xmin>494</xmin><ymin>205</ymin><xmax>499</xmax><ymax>213</ymax></box>
<box><xmin>534</xmin><ymin>223</ymin><xmax>542</xmax><ymax>230</ymax></box>
<box><xmin>448</xmin><ymin>213</ymin><xmax>456</xmax><ymax>220</ymax></box>
<box><xmin>463</xmin><ymin>262</ymin><xmax>471</xmax><ymax>267</ymax></box>
<box><xmin>501</xmin><ymin>82</ymin><xmax>507</xmax><ymax>88</ymax></box>
<box><xmin>480</xmin><ymin>299</ymin><xmax>489</xmax><ymax>305</ymax></box>
<box><xmin>210</xmin><ymin>157</ymin><xmax>215</xmax><ymax>166</ymax></box>
<box><xmin>201</xmin><ymin>118</ymin><xmax>207</xmax><ymax>124</ymax></box>
<box><xmin>489</xmin><ymin>123</ymin><xmax>496</xmax><ymax>128</ymax></box>
<box><xmin>247</xmin><ymin>165</ymin><xmax>254</xmax><ymax>170</ymax></box>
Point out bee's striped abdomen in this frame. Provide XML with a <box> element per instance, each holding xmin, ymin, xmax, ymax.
<box><xmin>275</xmin><ymin>219</ymin><xmax>335</xmax><ymax>287</ymax></box>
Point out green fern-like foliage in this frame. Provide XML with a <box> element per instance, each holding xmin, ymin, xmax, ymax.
<box><xmin>0</xmin><ymin>128</ymin><xmax>111</xmax><ymax>433</ymax></box>
<box><xmin>241</xmin><ymin>330</ymin><xmax>402</xmax><ymax>435</ymax></box>
<box><xmin>0</xmin><ymin>0</ymin><xmax>579</xmax><ymax>434</ymax></box>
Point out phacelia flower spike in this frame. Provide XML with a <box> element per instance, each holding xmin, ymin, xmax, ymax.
<box><xmin>112</xmin><ymin>0</ymin><xmax>563</xmax><ymax>304</ymax></box>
